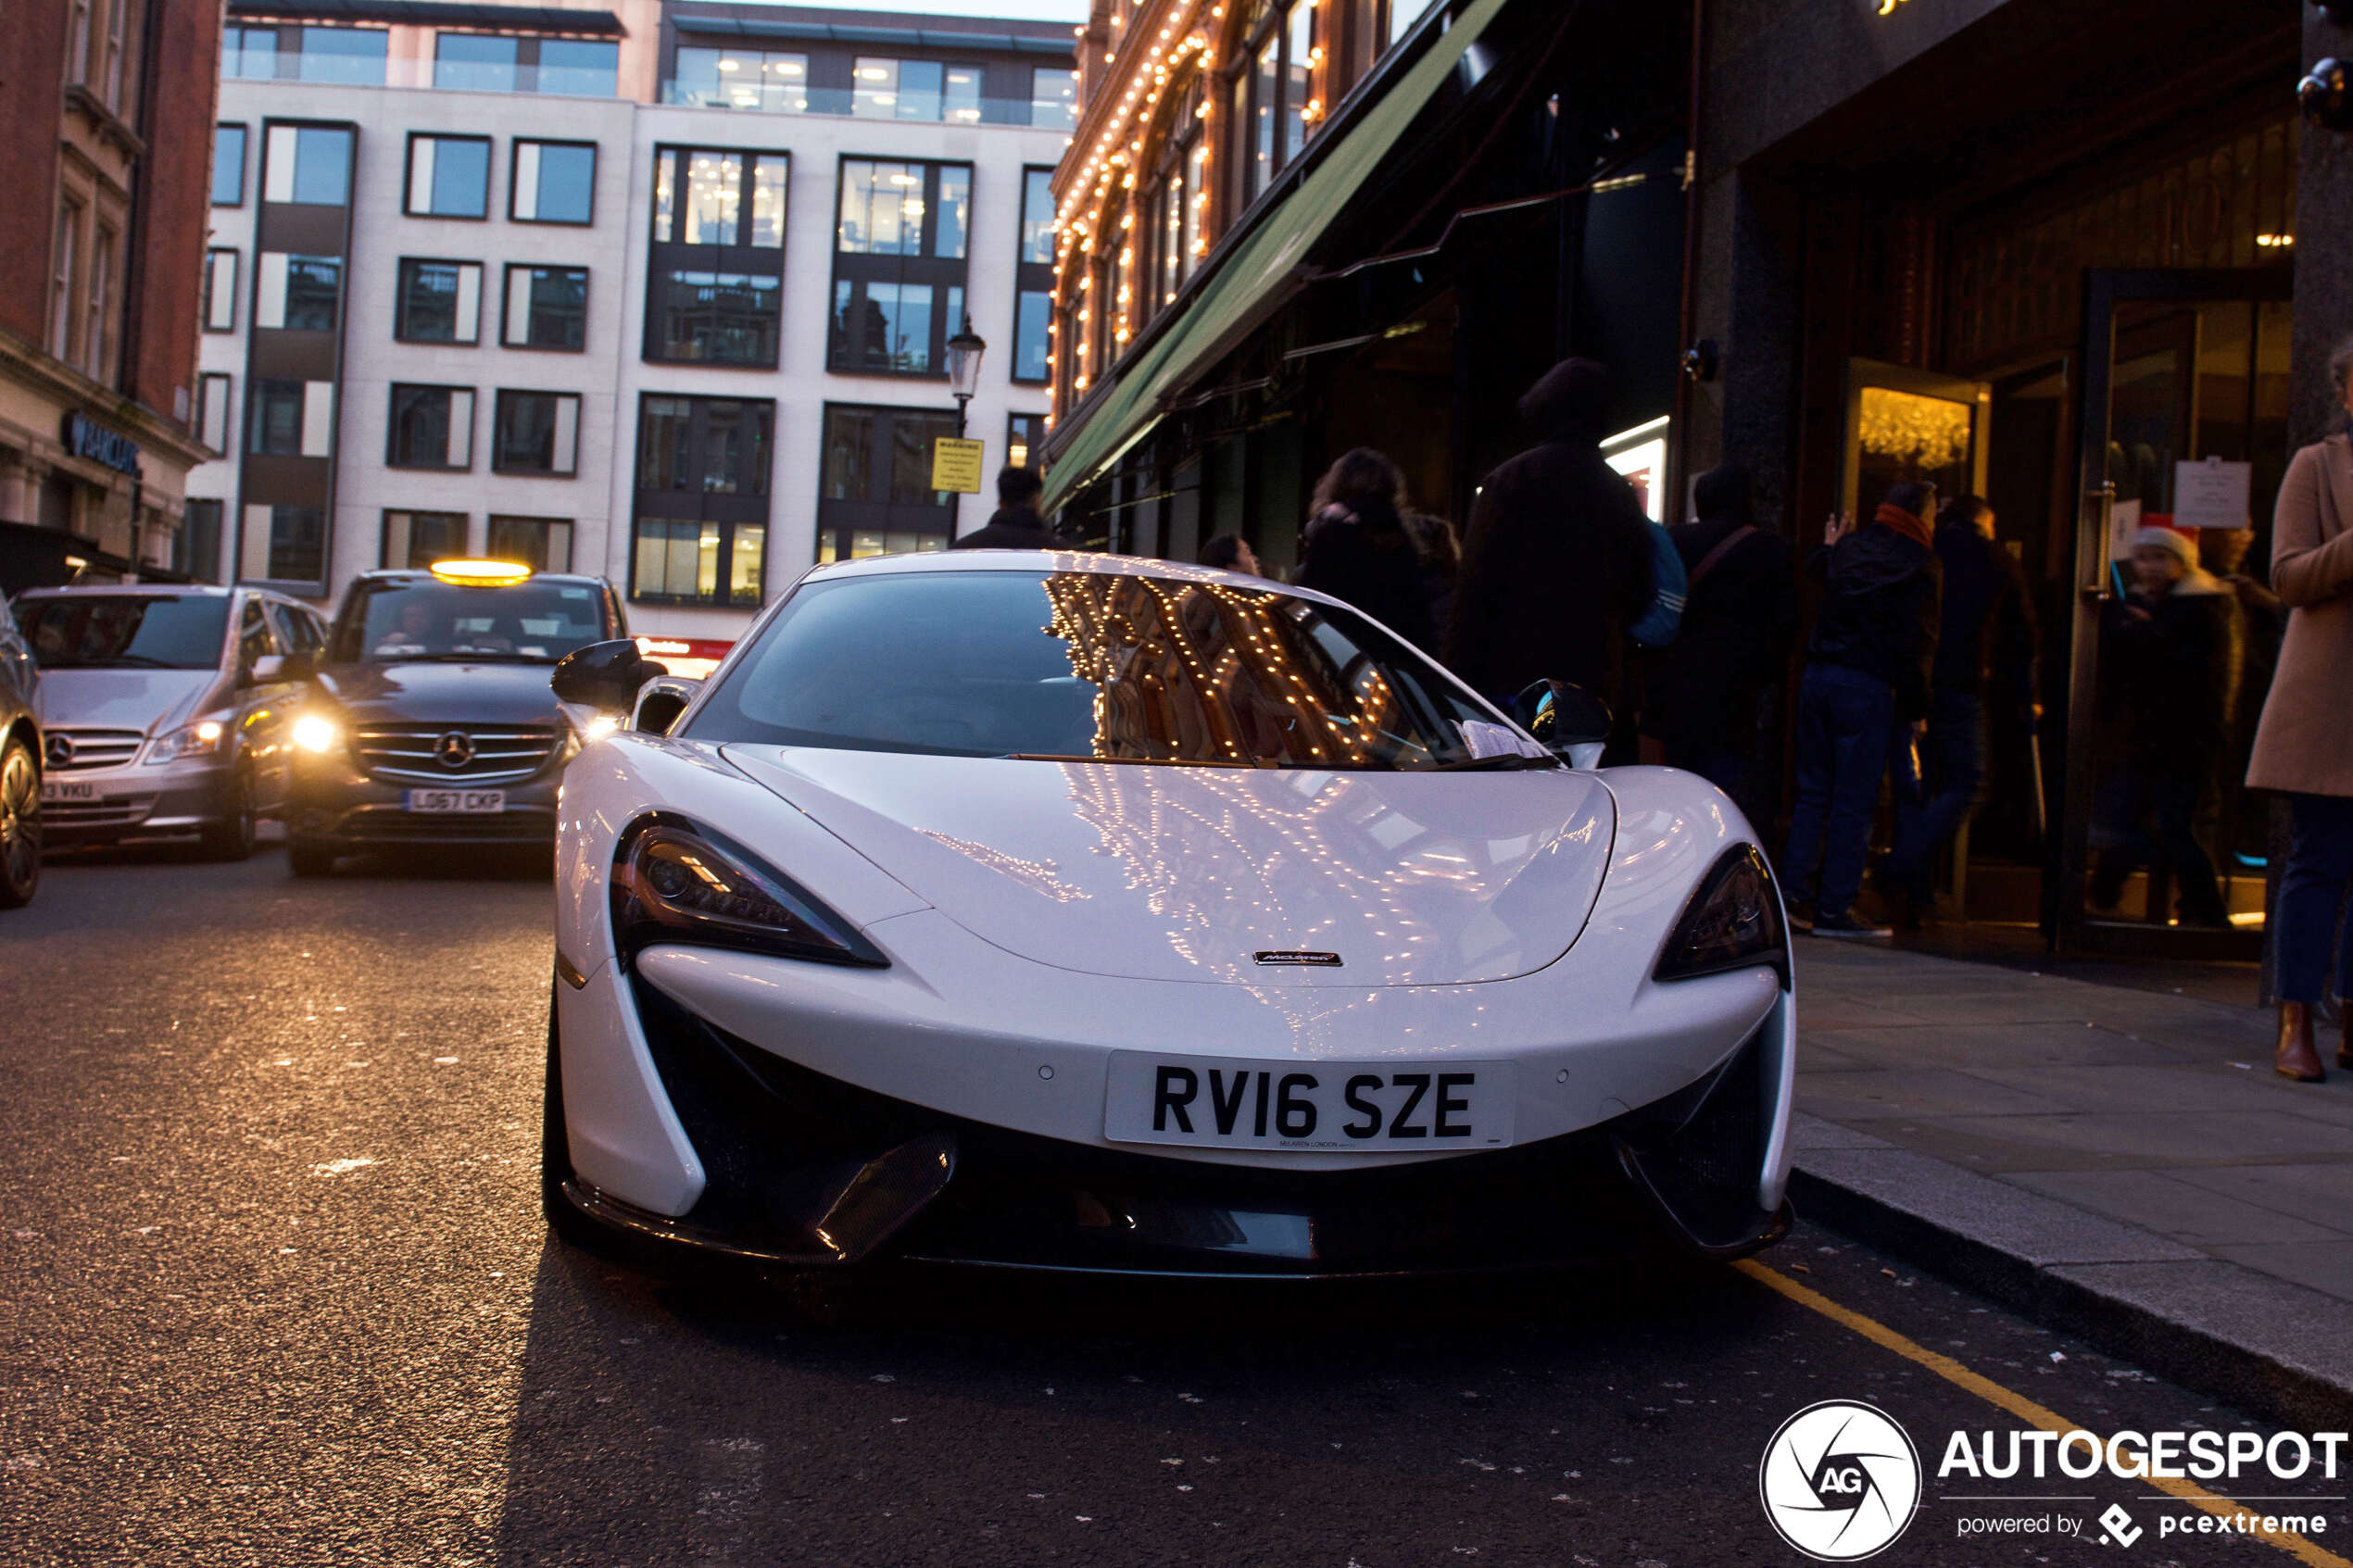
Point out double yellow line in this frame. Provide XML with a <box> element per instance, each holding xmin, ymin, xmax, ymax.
<box><xmin>1734</xmin><ymin>1259</ymin><xmax>2350</xmax><ymax>1568</ymax></box>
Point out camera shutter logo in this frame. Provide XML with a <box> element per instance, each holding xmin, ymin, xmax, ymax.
<box><xmin>1758</xmin><ymin>1400</ymin><xmax>1922</xmax><ymax>1561</ymax></box>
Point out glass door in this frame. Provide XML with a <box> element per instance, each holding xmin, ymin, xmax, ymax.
<box><xmin>2056</xmin><ymin>270</ymin><xmax>2293</xmax><ymax>956</ymax></box>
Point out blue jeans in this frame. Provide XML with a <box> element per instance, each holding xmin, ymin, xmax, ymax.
<box><xmin>2277</xmin><ymin>792</ymin><xmax>2353</xmax><ymax>1004</ymax></box>
<box><xmin>1782</xmin><ymin>664</ymin><xmax>1894</xmax><ymax>918</ymax></box>
<box><xmin>1886</xmin><ymin>689</ymin><xmax>1986</xmax><ymax>900</ymax></box>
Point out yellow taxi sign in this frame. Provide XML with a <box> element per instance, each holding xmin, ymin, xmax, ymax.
<box><xmin>930</xmin><ymin>436</ymin><xmax>986</xmax><ymax>495</ymax></box>
<box><xmin>430</xmin><ymin>558</ymin><xmax>534</xmax><ymax>585</ymax></box>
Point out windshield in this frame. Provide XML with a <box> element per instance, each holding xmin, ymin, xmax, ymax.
<box><xmin>330</xmin><ymin>579</ymin><xmax>617</xmax><ymax>664</ymax></box>
<box><xmin>686</xmin><ymin>570</ymin><xmax>1544</xmax><ymax>769</ymax></box>
<box><xmin>15</xmin><ymin>596</ymin><xmax>231</xmax><ymax>670</ymax></box>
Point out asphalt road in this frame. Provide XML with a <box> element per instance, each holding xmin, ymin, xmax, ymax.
<box><xmin>1</xmin><ymin>844</ymin><xmax>2344</xmax><ymax>1567</ymax></box>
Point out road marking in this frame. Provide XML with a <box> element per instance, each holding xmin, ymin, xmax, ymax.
<box><xmin>1732</xmin><ymin>1258</ymin><xmax>2351</xmax><ymax>1568</ymax></box>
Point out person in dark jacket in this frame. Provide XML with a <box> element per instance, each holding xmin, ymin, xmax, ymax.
<box><xmin>1444</xmin><ymin>358</ymin><xmax>1654</xmax><ymax>704</ymax></box>
<box><xmin>1401</xmin><ymin>509</ymin><xmax>1462</xmax><ymax>653</ymax></box>
<box><xmin>1883</xmin><ymin>495</ymin><xmax>2040</xmax><ymax>924</ymax></box>
<box><xmin>950</xmin><ymin>466</ymin><xmax>1061</xmax><ymax>549</ymax></box>
<box><xmin>1295</xmin><ymin>448</ymin><xmax>1437</xmax><ymax>652</ymax></box>
<box><xmin>2088</xmin><ymin>526</ymin><xmax>2246</xmax><ymax>927</ymax></box>
<box><xmin>1199</xmin><ymin>533</ymin><xmax>1263</xmax><ymax>576</ymax></box>
<box><xmin>1780</xmin><ymin>480</ymin><xmax>1944</xmax><ymax>938</ymax></box>
<box><xmin>1641</xmin><ymin>465</ymin><xmax>1796</xmax><ymax>821</ymax></box>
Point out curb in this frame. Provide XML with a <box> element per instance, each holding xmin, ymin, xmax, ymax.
<box><xmin>1788</xmin><ymin>1147</ymin><xmax>2353</xmax><ymax>1435</ymax></box>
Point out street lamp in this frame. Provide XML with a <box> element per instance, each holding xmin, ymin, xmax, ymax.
<box><xmin>944</xmin><ymin>315</ymin><xmax>987</xmax><ymax>535</ymax></box>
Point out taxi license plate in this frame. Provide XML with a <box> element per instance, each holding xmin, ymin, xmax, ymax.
<box><xmin>39</xmin><ymin>780</ymin><xmax>96</xmax><ymax>802</ymax></box>
<box><xmin>1103</xmin><ymin>1051</ymin><xmax>1514</xmax><ymax>1152</ymax></box>
<box><xmin>403</xmin><ymin>788</ymin><xmax>505</xmax><ymax>814</ymax></box>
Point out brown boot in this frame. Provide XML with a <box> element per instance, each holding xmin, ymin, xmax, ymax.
<box><xmin>2276</xmin><ymin>1002</ymin><xmax>2324</xmax><ymax>1084</ymax></box>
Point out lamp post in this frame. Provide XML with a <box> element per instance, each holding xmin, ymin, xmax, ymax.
<box><xmin>945</xmin><ymin>316</ymin><xmax>987</xmax><ymax>536</ymax></box>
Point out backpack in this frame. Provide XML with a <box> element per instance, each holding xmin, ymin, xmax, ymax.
<box><xmin>1629</xmin><ymin>520</ymin><xmax>1687</xmax><ymax>647</ymax></box>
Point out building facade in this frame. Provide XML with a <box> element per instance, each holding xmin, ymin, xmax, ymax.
<box><xmin>186</xmin><ymin>0</ymin><xmax>1073</xmax><ymax>643</ymax></box>
<box><xmin>0</xmin><ymin>0</ymin><xmax>223</xmax><ymax>591</ymax></box>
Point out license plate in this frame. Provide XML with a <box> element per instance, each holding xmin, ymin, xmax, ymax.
<box><xmin>1103</xmin><ymin>1051</ymin><xmax>1515</xmax><ymax>1151</ymax></box>
<box><xmin>403</xmin><ymin>788</ymin><xmax>506</xmax><ymax>814</ymax></box>
<box><xmin>39</xmin><ymin>780</ymin><xmax>96</xmax><ymax>802</ymax></box>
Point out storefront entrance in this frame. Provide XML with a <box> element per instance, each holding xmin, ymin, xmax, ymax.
<box><xmin>2053</xmin><ymin>268</ymin><xmax>2294</xmax><ymax>956</ymax></box>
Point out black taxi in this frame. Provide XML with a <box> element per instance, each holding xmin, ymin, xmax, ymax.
<box><xmin>285</xmin><ymin>561</ymin><xmax>626</xmax><ymax>873</ymax></box>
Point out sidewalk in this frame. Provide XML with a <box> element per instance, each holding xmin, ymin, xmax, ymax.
<box><xmin>1785</xmin><ymin>939</ymin><xmax>2353</xmax><ymax>1430</ymax></box>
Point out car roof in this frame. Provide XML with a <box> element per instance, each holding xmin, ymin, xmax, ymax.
<box><xmin>18</xmin><ymin>583</ymin><xmax>236</xmax><ymax>599</ymax></box>
<box><xmin>348</xmin><ymin>571</ymin><xmax>611</xmax><ymax>589</ymax></box>
<box><xmin>800</xmin><ymin>548</ymin><xmax>1318</xmax><ymax>604</ymax></box>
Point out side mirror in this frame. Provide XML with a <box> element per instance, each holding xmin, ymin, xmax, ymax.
<box><xmin>1513</xmin><ymin>679</ymin><xmax>1613</xmax><ymax>762</ymax></box>
<box><xmin>631</xmin><ymin>675</ymin><xmax>702</xmax><ymax>736</ymax></box>
<box><xmin>552</xmin><ymin>639</ymin><xmax>668</xmax><ymax>718</ymax></box>
<box><xmin>248</xmin><ymin>654</ymin><xmax>285</xmax><ymax>684</ymax></box>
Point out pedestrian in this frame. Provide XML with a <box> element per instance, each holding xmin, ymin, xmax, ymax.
<box><xmin>1780</xmin><ymin>479</ymin><xmax>1944</xmax><ymax>939</ymax></box>
<box><xmin>2088</xmin><ymin>526</ymin><xmax>2243</xmax><ymax>930</ymax></box>
<box><xmin>1400</xmin><ymin>509</ymin><xmax>1461</xmax><ymax>651</ymax></box>
<box><xmin>2247</xmin><ymin>335</ymin><xmax>2353</xmax><ymax>1083</ymax></box>
<box><xmin>1445</xmin><ymin>358</ymin><xmax>1654</xmax><ymax>706</ymax></box>
<box><xmin>950</xmin><ymin>465</ymin><xmax>1061</xmax><ymax>549</ymax></box>
<box><xmin>1295</xmin><ymin>447</ymin><xmax>1437</xmax><ymax>651</ymax></box>
<box><xmin>1882</xmin><ymin>494</ymin><xmax>2040</xmax><ymax>927</ymax></box>
<box><xmin>1199</xmin><ymin>533</ymin><xmax>1263</xmax><ymax>576</ymax></box>
<box><xmin>1640</xmin><ymin>464</ymin><xmax>1796</xmax><ymax>822</ymax></box>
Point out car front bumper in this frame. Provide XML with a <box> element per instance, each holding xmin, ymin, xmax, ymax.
<box><xmin>554</xmin><ymin>951</ymin><xmax>1795</xmax><ymax>1279</ymax></box>
<box><xmin>289</xmin><ymin>757</ymin><xmax>560</xmax><ymax>847</ymax></box>
<box><xmin>42</xmin><ymin>757</ymin><xmax>239</xmax><ymax>843</ymax></box>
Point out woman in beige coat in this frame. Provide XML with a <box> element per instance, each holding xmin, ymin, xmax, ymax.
<box><xmin>2248</xmin><ymin>337</ymin><xmax>2353</xmax><ymax>1082</ymax></box>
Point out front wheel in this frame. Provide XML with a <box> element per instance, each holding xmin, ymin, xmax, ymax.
<box><xmin>0</xmin><ymin>734</ymin><xmax>40</xmax><ymax>909</ymax></box>
<box><xmin>198</xmin><ymin>767</ymin><xmax>257</xmax><ymax>861</ymax></box>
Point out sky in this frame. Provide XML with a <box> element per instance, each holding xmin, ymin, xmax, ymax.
<box><xmin>749</xmin><ymin>0</ymin><xmax>1089</xmax><ymax>20</ymax></box>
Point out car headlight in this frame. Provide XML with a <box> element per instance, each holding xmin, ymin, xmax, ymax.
<box><xmin>560</xmin><ymin>714</ymin><xmax>620</xmax><ymax>762</ymax></box>
<box><xmin>143</xmin><ymin>719</ymin><xmax>226</xmax><ymax>765</ymax></box>
<box><xmin>292</xmin><ymin>713</ymin><xmax>343</xmax><ymax>755</ymax></box>
<box><xmin>1655</xmin><ymin>844</ymin><xmax>1787</xmax><ymax>984</ymax></box>
<box><xmin>611</xmin><ymin>819</ymin><xmax>887</xmax><ymax>969</ymax></box>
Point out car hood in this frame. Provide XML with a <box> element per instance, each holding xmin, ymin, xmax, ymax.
<box><xmin>314</xmin><ymin>661</ymin><xmax>565</xmax><ymax>725</ymax></box>
<box><xmin>719</xmin><ymin>746</ymin><xmax>1616</xmax><ymax>987</ymax></box>
<box><xmin>37</xmin><ymin>668</ymin><xmax>215</xmax><ymax>734</ymax></box>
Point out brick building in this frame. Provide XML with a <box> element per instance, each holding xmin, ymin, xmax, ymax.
<box><xmin>0</xmin><ymin>0</ymin><xmax>224</xmax><ymax>589</ymax></box>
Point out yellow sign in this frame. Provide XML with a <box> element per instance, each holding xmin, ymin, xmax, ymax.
<box><xmin>931</xmin><ymin>437</ymin><xmax>986</xmax><ymax>495</ymax></box>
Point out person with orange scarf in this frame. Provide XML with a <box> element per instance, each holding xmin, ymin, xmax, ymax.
<box><xmin>1780</xmin><ymin>480</ymin><xmax>1945</xmax><ymax>938</ymax></box>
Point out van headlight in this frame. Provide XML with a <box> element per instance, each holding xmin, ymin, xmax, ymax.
<box><xmin>143</xmin><ymin>720</ymin><xmax>226</xmax><ymax>765</ymax></box>
<box><xmin>292</xmin><ymin>713</ymin><xmax>343</xmax><ymax>755</ymax></box>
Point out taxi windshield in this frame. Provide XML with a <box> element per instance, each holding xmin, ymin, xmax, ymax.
<box><xmin>686</xmin><ymin>569</ymin><xmax>1543</xmax><ymax>770</ymax></box>
<box><xmin>330</xmin><ymin>579</ymin><xmax>616</xmax><ymax>665</ymax></box>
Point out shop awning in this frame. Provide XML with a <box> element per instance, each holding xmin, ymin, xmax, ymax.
<box><xmin>1042</xmin><ymin>0</ymin><xmax>1509</xmax><ymax>514</ymax></box>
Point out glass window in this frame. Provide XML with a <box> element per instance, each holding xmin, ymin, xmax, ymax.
<box><xmin>512</xmin><ymin>141</ymin><xmax>596</xmax><ymax>224</ymax></box>
<box><xmin>634</xmin><ymin>519</ymin><xmax>718</xmax><ymax>602</ymax></box>
<box><xmin>535</xmin><ymin>40</ymin><xmax>618</xmax><ymax>96</ymax></box>
<box><xmin>937</xmin><ymin>166</ymin><xmax>970</xmax><ymax>261</ymax></box>
<box><xmin>265</xmin><ymin>124</ymin><xmax>353</xmax><ymax>207</ymax></box>
<box><xmin>684</xmin><ymin>571</ymin><xmax>1504</xmax><ymax>767</ymax></box>
<box><xmin>1285</xmin><ymin>1</ymin><xmax>1313</xmax><ymax>164</ymax></box>
<box><xmin>750</xmin><ymin>155</ymin><xmax>787</xmax><ymax>247</ymax></box>
<box><xmin>1030</xmin><ymin>68</ymin><xmax>1077</xmax><ymax>131</ymax></box>
<box><xmin>1013</xmin><ymin>292</ymin><xmax>1051</xmax><ymax>383</ymax></box>
<box><xmin>211</xmin><ymin>125</ymin><xmax>246</xmax><ymax>207</ymax></box>
<box><xmin>198</xmin><ymin>371</ymin><xmax>233</xmax><ymax>452</ymax></box>
<box><xmin>945</xmin><ymin>65</ymin><xmax>982</xmax><ymax>124</ymax></box>
<box><xmin>248</xmin><ymin>379</ymin><xmax>307</xmax><ymax>455</ymax></box>
<box><xmin>628</xmin><ymin>396</ymin><xmax>773</xmax><ymax>607</ymax></box>
<box><xmin>383</xmin><ymin>510</ymin><xmax>468</xmax><ymax>569</ymax></box>
<box><xmin>502</xmin><ymin>265</ymin><xmax>587</xmax><ymax>351</ymax></box>
<box><xmin>837</xmin><ymin>160</ymin><xmax>928</xmax><ymax>256</ymax></box>
<box><xmin>1253</xmin><ymin>37</ymin><xmax>1278</xmax><ymax>196</ymax></box>
<box><xmin>175</xmin><ymin>500</ymin><xmax>223</xmax><ymax>583</ymax></box>
<box><xmin>281</xmin><ymin>256</ymin><xmax>342</xmax><ymax>332</ymax></box>
<box><xmin>1021</xmin><ymin>169</ymin><xmax>1056</xmax><ymax>264</ymax></box>
<box><xmin>1007</xmin><ymin>411</ymin><xmax>1045</xmax><ymax>471</ymax></box>
<box><xmin>699</xmin><ymin>400</ymin><xmax>772</xmax><ymax>496</ymax></box>
<box><xmin>682</xmin><ymin>149</ymin><xmax>741</xmax><ymax>245</ymax></box>
<box><xmin>396</xmin><ymin>258</ymin><xmax>481</xmax><ymax>344</ymax></box>
<box><xmin>15</xmin><ymin>596</ymin><xmax>232</xmax><ymax>670</ymax></box>
<box><xmin>406</xmin><ymin>134</ymin><xmax>490</xmax><ymax>219</ymax></box>
<box><xmin>672</xmin><ymin>45</ymin><xmax>805</xmax><ymax>111</ymax></box>
<box><xmin>486</xmin><ymin>515</ymin><xmax>573</xmax><ymax>572</ymax></box>
<box><xmin>653</xmin><ymin>271</ymin><xmax>780</xmax><ymax>367</ymax></box>
<box><xmin>492</xmin><ymin>391</ymin><xmax>580</xmax><ymax>475</ymax></box>
<box><xmin>434</xmin><ymin>32</ymin><xmax>517</xmax><ymax>91</ymax></box>
<box><xmin>386</xmin><ymin>384</ymin><xmax>473</xmax><ymax>469</ymax></box>
<box><xmin>823</xmin><ymin>407</ymin><xmax>874</xmax><ymax>501</ymax></box>
<box><xmin>850</xmin><ymin>57</ymin><xmax>975</xmax><ymax>121</ymax></box>
<box><xmin>297</xmin><ymin>26</ymin><xmax>385</xmax><ymax>83</ymax></box>
<box><xmin>222</xmin><ymin>24</ymin><xmax>276</xmax><ymax>79</ymax></box>
<box><xmin>260</xmin><ymin>506</ymin><xmax>325</xmax><ymax>584</ymax></box>
<box><xmin>834</xmin><ymin>280</ymin><xmax>936</xmax><ymax>373</ymax></box>
<box><xmin>203</xmin><ymin>248</ymin><xmax>238</xmax><ymax>332</ymax></box>
<box><xmin>636</xmin><ymin>398</ymin><xmax>693</xmax><ymax>493</ymax></box>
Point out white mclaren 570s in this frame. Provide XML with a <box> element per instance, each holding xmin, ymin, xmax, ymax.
<box><xmin>544</xmin><ymin>550</ymin><xmax>1793</xmax><ymax>1280</ymax></box>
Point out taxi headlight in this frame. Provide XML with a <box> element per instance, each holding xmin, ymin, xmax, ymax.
<box><xmin>143</xmin><ymin>719</ymin><xmax>226</xmax><ymax>765</ymax></box>
<box><xmin>1655</xmin><ymin>845</ymin><xmax>1787</xmax><ymax>984</ymax></box>
<box><xmin>611</xmin><ymin>819</ymin><xmax>886</xmax><ymax>969</ymax></box>
<box><xmin>292</xmin><ymin>713</ymin><xmax>343</xmax><ymax>755</ymax></box>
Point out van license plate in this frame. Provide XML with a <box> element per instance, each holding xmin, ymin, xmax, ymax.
<box><xmin>403</xmin><ymin>788</ymin><xmax>505</xmax><ymax>814</ymax></box>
